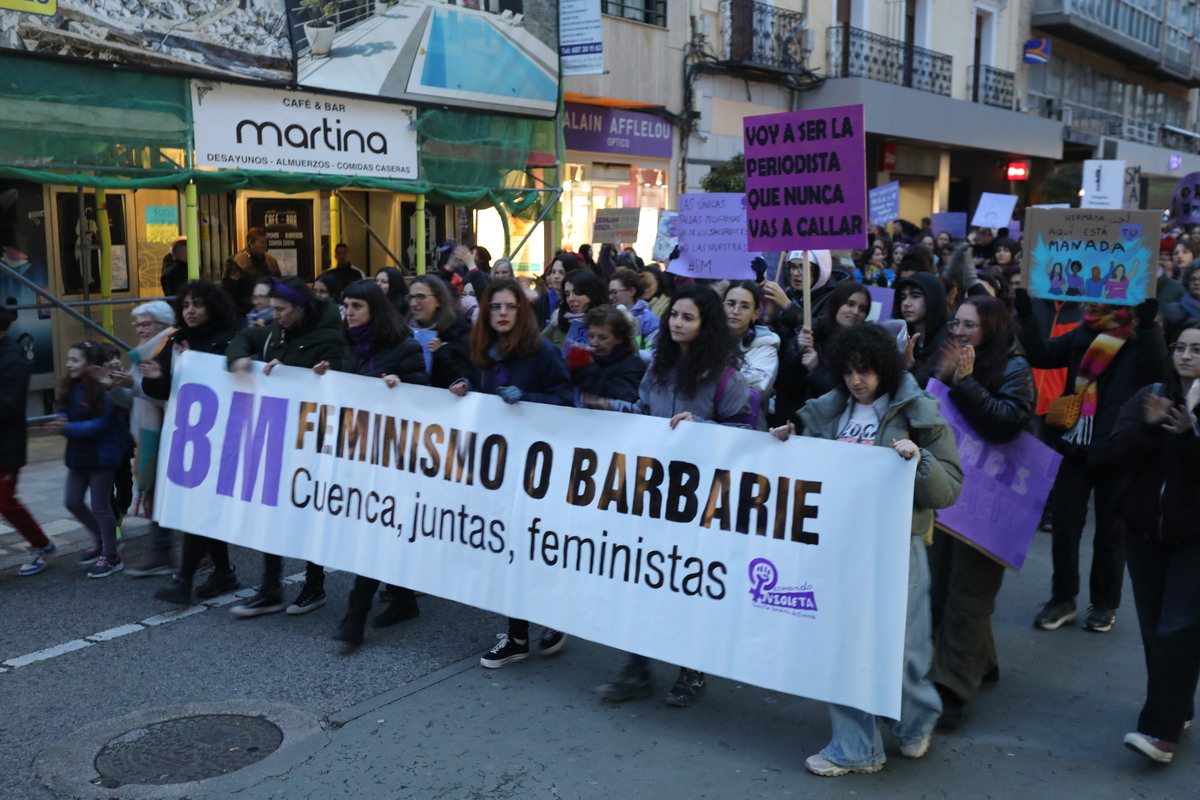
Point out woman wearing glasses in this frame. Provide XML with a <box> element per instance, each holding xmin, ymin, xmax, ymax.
<box><xmin>928</xmin><ymin>295</ymin><xmax>1035</xmax><ymax>729</ymax></box>
<box><xmin>1097</xmin><ymin>321</ymin><xmax>1200</xmax><ymax>764</ymax></box>
<box><xmin>408</xmin><ymin>274</ymin><xmax>477</xmax><ymax>389</ymax></box>
<box><xmin>449</xmin><ymin>278</ymin><xmax>574</xmax><ymax>669</ymax></box>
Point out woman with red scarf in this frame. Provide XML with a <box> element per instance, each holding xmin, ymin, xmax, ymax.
<box><xmin>1014</xmin><ymin>291</ymin><xmax>1167</xmax><ymax>634</ymax></box>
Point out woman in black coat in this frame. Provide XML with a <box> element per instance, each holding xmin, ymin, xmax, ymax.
<box><xmin>145</xmin><ymin>281</ymin><xmax>242</xmax><ymax>605</ymax></box>
<box><xmin>313</xmin><ymin>280</ymin><xmax>429</xmax><ymax>647</ymax></box>
<box><xmin>409</xmin><ymin>274</ymin><xmax>479</xmax><ymax>389</ymax></box>
<box><xmin>1096</xmin><ymin>320</ymin><xmax>1200</xmax><ymax>764</ymax></box>
<box><xmin>927</xmin><ymin>295</ymin><xmax>1035</xmax><ymax>728</ymax></box>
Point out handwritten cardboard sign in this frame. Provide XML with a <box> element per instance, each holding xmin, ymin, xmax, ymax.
<box><xmin>971</xmin><ymin>192</ymin><xmax>1019</xmax><ymax>229</ymax></box>
<box><xmin>868</xmin><ymin>181</ymin><xmax>900</xmax><ymax>226</ymax></box>
<box><xmin>742</xmin><ymin>104</ymin><xmax>867</xmax><ymax>251</ymax></box>
<box><xmin>593</xmin><ymin>208</ymin><xmax>643</xmax><ymax>241</ymax></box>
<box><xmin>1022</xmin><ymin>208</ymin><xmax>1159</xmax><ymax>306</ymax></box>
<box><xmin>927</xmin><ymin>379</ymin><xmax>1062</xmax><ymax>571</ymax></box>
<box><xmin>671</xmin><ymin>193</ymin><xmax>760</xmax><ymax>279</ymax></box>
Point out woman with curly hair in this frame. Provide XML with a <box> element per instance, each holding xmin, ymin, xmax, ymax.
<box><xmin>772</xmin><ymin>322</ymin><xmax>963</xmax><ymax>775</ymax></box>
<box><xmin>543</xmin><ymin>269</ymin><xmax>606</xmax><ymax>351</ymax></box>
<box><xmin>449</xmin><ymin>278</ymin><xmax>574</xmax><ymax>669</ymax></box>
<box><xmin>584</xmin><ymin>285</ymin><xmax>752</xmax><ymax>708</ymax></box>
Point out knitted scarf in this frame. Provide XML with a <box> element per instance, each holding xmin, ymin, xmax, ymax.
<box><xmin>1075</xmin><ymin>308</ymin><xmax>1133</xmax><ymax>418</ymax></box>
<box><xmin>346</xmin><ymin>323</ymin><xmax>376</xmax><ymax>374</ymax></box>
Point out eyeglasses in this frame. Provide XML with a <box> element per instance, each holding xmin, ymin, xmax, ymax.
<box><xmin>489</xmin><ymin>302</ymin><xmax>519</xmax><ymax>312</ymax></box>
<box><xmin>132</xmin><ymin>321</ymin><xmax>158</xmax><ymax>329</ymax></box>
<box><xmin>1170</xmin><ymin>343</ymin><xmax>1200</xmax><ymax>356</ymax></box>
<box><xmin>724</xmin><ymin>300</ymin><xmax>754</xmax><ymax>312</ymax></box>
<box><xmin>947</xmin><ymin>320</ymin><xmax>980</xmax><ymax>332</ymax></box>
<box><xmin>408</xmin><ymin>293</ymin><xmax>432</xmax><ymax>302</ymax></box>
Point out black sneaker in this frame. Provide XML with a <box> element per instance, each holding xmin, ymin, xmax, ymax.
<box><xmin>1034</xmin><ymin>599</ymin><xmax>1076</xmax><ymax>630</ymax></box>
<box><xmin>480</xmin><ymin>634</ymin><xmax>530</xmax><ymax>668</ymax></box>
<box><xmin>1083</xmin><ymin>605</ymin><xmax>1116</xmax><ymax>633</ymax></box>
<box><xmin>194</xmin><ymin>569</ymin><xmax>240</xmax><ymax>600</ymax></box>
<box><xmin>153</xmin><ymin>578</ymin><xmax>195</xmax><ymax>606</ymax></box>
<box><xmin>596</xmin><ymin>664</ymin><xmax>654</xmax><ymax>702</ymax></box>
<box><xmin>665</xmin><ymin>668</ymin><xmax>706</xmax><ymax>707</ymax></box>
<box><xmin>333</xmin><ymin>610</ymin><xmax>368</xmax><ymax>646</ymax></box>
<box><xmin>538</xmin><ymin>628</ymin><xmax>568</xmax><ymax>656</ymax></box>
<box><xmin>230</xmin><ymin>587</ymin><xmax>286</xmax><ymax>618</ymax></box>
<box><xmin>286</xmin><ymin>584</ymin><xmax>327</xmax><ymax>615</ymax></box>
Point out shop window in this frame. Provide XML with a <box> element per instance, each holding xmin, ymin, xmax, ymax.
<box><xmin>603</xmin><ymin>0</ymin><xmax>667</xmax><ymax>27</ymax></box>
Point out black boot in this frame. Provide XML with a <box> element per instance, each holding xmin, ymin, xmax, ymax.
<box><xmin>154</xmin><ymin>577</ymin><xmax>194</xmax><ymax>606</ymax></box>
<box><xmin>372</xmin><ymin>588</ymin><xmax>420</xmax><ymax>628</ymax></box>
<box><xmin>333</xmin><ymin>608</ymin><xmax>369</xmax><ymax>645</ymax></box>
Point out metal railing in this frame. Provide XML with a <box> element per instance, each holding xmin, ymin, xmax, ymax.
<box><xmin>720</xmin><ymin>0</ymin><xmax>809</xmax><ymax>73</ymax></box>
<box><xmin>0</xmin><ymin>262</ymin><xmax>133</xmax><ymax>351</ymax></box>
<box><xmin>968</xmin><ymin>64</ymin><xmax>1015</xmax><ymax>110</ymax></box>
<box><xmin>826</xmin><ymin>25</ymin><xmax>952</xmax><ymax>97</ymax></box>
<box><xmin>1031</xmin><ymin>0</ymin><xmax>1163</xmax><ymax>50</ymax></box>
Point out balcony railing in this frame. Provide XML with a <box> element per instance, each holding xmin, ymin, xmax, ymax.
<box><xmin>719</xmin><ymin>0</ymin><xmax>809</xmax><ymax>73</ymax></box>
<box><xmin>968</xmin><ymin>64</ymin><xmax>1015</xmax><ymax>110</ymax></box>
<box><xmin>826</xmin><ymin>25</ymin><xmax>952</xmax><ymax>97</ymax></box>
<box><xmin>1031</xmin><ymin>0</ymin><xmax>1163</xmax><ymax>51</ymax></box>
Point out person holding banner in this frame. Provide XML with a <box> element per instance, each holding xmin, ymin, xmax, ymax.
<box><xmin>309</xmin><ymin>279</ymin><xmax>430</xmax><ymax>647</ymax></box>
<box><xmin>772</xmin><ymin>322</ymin><xmax>963</xmax><ymax>776</ymax></box>
<box><xmin>1014</xmin><ymin>291</ymin><xmax>1167</xmax><ymax>633</ymax></box>
<box><xmin>566</xmin><ymin>305</ymin><xmax>646</xmax><ymax>404</ymax></box>
<box><xmin>451</xmin><ymin>278</ymin><xmax>574</xmax><ymax>668</ymax></box>
<box><xmin>1097</xmin><ymin>321</ymin><xmax>1200</xmax><ymax>764</ymax></box>
<box><xmin>225</xmin><ymin>277</ymin><xmax>344</xmax><ymax>619</ymax></box>
<box><xmin>141</xmin><ymin>282</ymin><xmax>242</xmax><ymax>603</ymax></box>
<box><xmin>585</xmin><ymin>285</ymin><xmax>752</xmax><ymax>707</ymax></box>
<box><xmin>928</xmin><ymin>295</ymin><xmax>1035</xmax><ymax>728</ymax></box>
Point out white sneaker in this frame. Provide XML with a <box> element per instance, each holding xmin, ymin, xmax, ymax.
<box><xmin>900</xmin><ymin>734</ymin><xmax>931</xmax><ymax>759</ymax></box>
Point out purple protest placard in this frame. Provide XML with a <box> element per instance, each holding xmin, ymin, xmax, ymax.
<box><xmin>927</xmin><ymin>379</ymin><xmax>1062</xmax><ymax>570</ymax></box>
<box><xmin>868</xmin><ymin>181</ymin><xmax>900</xmax><ymax>226</ymax></box>
<box><xmin>865</xmin><ymin>286</ymin><xmax>895</xmax><ymax>322</ymax></box>
<box><xmin>743</xmin><ymin>105</ymin><xmax>867</xmax><ymax>251</ymax></box>
<box><xmin>931</xmin><ymin>212</ymin><xmax>967</xmax><ymax>239</ymax></box>
<box><xmin>563</xmin><ymin>103</ymin><xmax>674</xmax><ymax>159</ymax></box>
<box><xmin>672</xmin><ymin>193</ymin><xmax>761</xmax><ymax>279</ymax></box>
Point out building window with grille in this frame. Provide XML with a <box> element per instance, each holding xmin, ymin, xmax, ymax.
<box><xmin>603</xmin><ymin>0</ymin><xmax>667</xmax><ymax>27</ymax></box>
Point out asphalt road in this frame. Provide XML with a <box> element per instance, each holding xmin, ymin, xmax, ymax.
<box><xmin>1</xmin><ymin>446</ymin><xmax>1196</xmax><ymax>799</ymax></box>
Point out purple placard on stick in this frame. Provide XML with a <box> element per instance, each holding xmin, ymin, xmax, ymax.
<box><xmin>927</xmin><ymin>379</ymin><xmax>1062</xmax><ymax>571</ymax></box>
<box><xmin>563</xmin><ymin>103</ymin><xmax>674</xmax><ymax>159</ymax></box>
<box><xmin>743</xmin><ymin>104</ymin><xmax>867</xmax><ymax>251</ymax></box>
<box><xmin>672</xmin><ymin>193</ymin><xmax>761</xmax><ymax>279</ymax></box>
<box><xmin>931</xmin><ymin>212</ymin><xmax>967</xmax><ymax>239</ymax></box>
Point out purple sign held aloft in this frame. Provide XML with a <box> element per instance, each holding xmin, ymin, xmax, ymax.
<box><xmin>927</xmin><ymin>379</ymin><xmax>1062</xmax><ymax>571</ymax></box>
<box><xmin>743</xmin><ymin>104</ymin><xmax>867</xmax><ymax>251</ymax></box>
<box><xmin>931</xmin><ymin>212</ymin><xmax>967</xmax><ymax>239</ymax></box>
<box><xmin>868</xmin><ymin>181</ymin><xmax>900</xmax><ymax>226</ymax></box>
<box><xmin>563</xmin><ymin>103</ymin><xmax>674</xmax><ymax>159</ymax></box>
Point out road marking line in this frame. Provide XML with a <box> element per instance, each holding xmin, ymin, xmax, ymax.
<box><xmin>87</xmin><ymin>624</ymin><xmax>144</xmax><ymax>642</ymax></box>
<box><xmin>4</xmin><ymin>639</ymin><xmax>93</xmax><ymax>668</ymax></box>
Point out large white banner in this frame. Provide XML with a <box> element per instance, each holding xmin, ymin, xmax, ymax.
<box><xmin>191</xmin><ymin>81</ymin><xmax>419</xmax><ymax>179</ymax></box>
<box><xmin>156</xmin><ymin>352</ymin><xmax>914</xmax><ymax>717</ymax></box>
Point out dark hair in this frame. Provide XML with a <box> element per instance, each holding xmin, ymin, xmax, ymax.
<box><xmin>651</xmin><ymin>285</ymin><xmax>740</xmax><ymax>398</ymax></box>
<box><xmin>314</xmin><ymin>273</ymin><xmax>343</xmax><ymax>303</ymax></box>
<box><xmin>247</xmin><ymin>227</ymin><xmax>267</xmax><ymax>243</ymax></box>
<box><xmin>175</xmin><ymin>279</ymin><xmax>238</xmax><ymax>333</ymax></box>
<box><xmin>550</xmin><ymin>252</ymin><xmax>581</xmax><ymax>276</ymax></box>
<box><xmin>57</xmin><ymin>340</ymin><xmax>107</xmax><ymax>414</ymax></box>
<box><xmin>473</xmin><ymin>246</ymin><xmax>491</xmax><ymax>271</ymax></box>
<box><xmin>954</xmin><ymin>295</ymin><xmax>1014</xmax><ymax>392</ymax></box>
<box><xmin>992</xmin><ymin>237</ymin><xmax>1020</xmax><ymax>257</ymax></box>
<box><xmin>825</xmin><ymin>323</ymin><xmax>906</xmax><ymax>400</ymax></box>
<box><xmin>341</xmin><ymin>279</ymin><xmax>409</xmax><ymax>349</ymax></box>
<box><xmin>1169</xmin><ymin>319</ymin><xmax>1200</xmax><ymax>405</ymax></box>
<box><xmin>0</xmin><ymin>304</ymin><xmax>14</xmax><ymax>332</ymax></box>
<box><xmin>814</xmin><ymin>281</ymin><xmax>871</xmax><ymax>341</ymax></box>
<box><xmin>410</xmin><ymin>274</ymin><xmax>461</xmax><ymax>333</ymax></box>
<box><xmin>578</xmin><ymin>243</ymin><xmax>595</xmax><ymax>265</ymax></box>
<box><xmin>858</xmin><ymin>244</ymin><xmax>885</xmax><ymax>271</ymax></box>
<box><xmin>463</xmin><ymin>270</ymin><xmax>489</xmax><ymax>301</ymax></box>
<box><xmin>376</xmin><ymin>267</ymin><xmax>409</xmax><ymax>321</ymax></box>
<box><xmin>583</xmin><ymin>304</ymin><xmax>636</xmax><ymax>345</ymax></box>
<box><xmin>723</xmin><ymin>280</ymin><xmax>763</xmax><ymax>335</ymax></box>
<box><xmin>98</xmin><ymin>342</ymin><xmax>121</xmax><ymax>363</ymax></box>
<box><xmin>898</xmin><ymin>245</ymin><xmax>933</xmax><ymax>275</ymax></box>
<box><xmin>471</xmin><ymin>278</ymin><xmax>542</xmax><ymax>366</ymax></box>
<box><xmin>1174</xmin><ymin>239</ymin><xmax>1198</xmax><ymax>258</ymax></box>
<box><xmin>558</xmin><ymin>269</ymin><xmax>607</xmax><ymax>331</ymax></box>
<box><xmin>610</xmin><ymin>266</ymin><xmax>651</xmax><ymax>298</ymax></box>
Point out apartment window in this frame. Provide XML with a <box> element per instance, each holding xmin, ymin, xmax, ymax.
<box><xmin>603</xmin><ymin>0</ymin><xmax>667</xmax><ymax>27</ymax></box>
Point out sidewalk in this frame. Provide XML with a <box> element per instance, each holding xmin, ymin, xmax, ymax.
<box><xmin>0</xmin><ymin>434</ymin><xmax>150</xmax><ymax>571</ymax></box>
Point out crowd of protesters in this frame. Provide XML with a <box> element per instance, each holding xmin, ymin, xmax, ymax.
<box><xmin>3</xmin><ymin>215</ymin><xmax>1198</xmax><ymax>776</ymax></box>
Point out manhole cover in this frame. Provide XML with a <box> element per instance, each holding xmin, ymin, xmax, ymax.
<box><xmin>93</xmin><ymin>714</ymin><xmax>283</xmax><ymax>786</ymax></box>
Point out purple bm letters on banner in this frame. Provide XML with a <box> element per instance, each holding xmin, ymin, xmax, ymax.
<box><xmin>927</xmin><ymin>380</ymin><xmax>1062</xmax><ymax>571</ymax></box>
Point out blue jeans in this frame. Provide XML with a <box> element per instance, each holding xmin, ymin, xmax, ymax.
<box><xmin>820</xmin><ymin>535</ymin><xmax>942</xmax><ymax>769</ymax></box>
